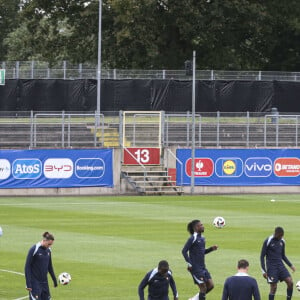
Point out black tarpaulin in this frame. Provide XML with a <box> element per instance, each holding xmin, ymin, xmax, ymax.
<box><xmin>214</xmin><ymin>81</ymin><xmax>273</xmax><ymax>112</ymax></box>
<box><xmin>273</xmin><ymin>81</ymin><xmax>300</xmax><ymax>112</ymax></box>
<box><xmin>151</xmin><ymin>80</ymin><xmax>192</xmax><ymax>111</ymax></box>
<box><xmin>19</xmin><ymin>80</ymin><xmax>65</xmax><ymax>111</ymax></box>
<box><xmin>0</xmin><ymin>79</ymin><xmax>18</xmax><ymax>111</ymax></box>
<box><xmin>0</xmin><ymin>79</ymin><xmax>298</xmax><ymax>112</ymax></box>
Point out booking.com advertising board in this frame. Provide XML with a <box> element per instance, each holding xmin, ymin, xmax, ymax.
<box><xmin>176</xmin><ymin>149</ymin><xmax>300</xmax><ymax>186</ymax></box>
<box><xmin>0</xmin><ymin>149</ymin><xmax>113</xmax><ymax>188</ymax></box>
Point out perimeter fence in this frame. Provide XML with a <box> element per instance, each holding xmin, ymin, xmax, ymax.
<box><xmin>1</xmin><ymin>61</ymin><xmax>300</xmax><ymax>81</ymax></box>
<box><xmin>0</xmin><ymin>111</ymin><xmax>299</xmax><ymax>149</ymax></box>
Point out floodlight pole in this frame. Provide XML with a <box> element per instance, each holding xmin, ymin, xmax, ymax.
<box><xmin>96</xmin><ymin>0</ymin><xmax>102</xmax><ymax>125</ymax></box>
<box><xmin>191</xmin><ymin>51</ymin><xmax>196</xmax><ymax>194</ymax></box>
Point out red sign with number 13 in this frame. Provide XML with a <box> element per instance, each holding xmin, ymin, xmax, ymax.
<box><xmin>123</xmin><ymin>148</ymin><xmax>161</xmax><ymax>165</ymax></box>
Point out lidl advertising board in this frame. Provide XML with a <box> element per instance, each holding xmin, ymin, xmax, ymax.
<box><xmin>176</xmin><ymin>149</ymin><xmax>300</xmax><ymax>186</ymax></box>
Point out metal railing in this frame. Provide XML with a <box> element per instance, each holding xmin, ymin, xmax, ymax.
<box><xmin>263</xmin><ymin>114</ymin><xmax>300</xmax><ymax>147</ymax></box>
<box><xmin>1</xmin><ymin>61</ymin><xmax>299</xmax><ymax>81</ymax></box>
<box><xmin>1</xmin><ymin>111</ymin><xmax>300</xmax><ymax>149</ymax></box>
<box><xmin>166</xmin><ymin>148</ymin><xmax>183</xmax><ymax>186</ymax></box>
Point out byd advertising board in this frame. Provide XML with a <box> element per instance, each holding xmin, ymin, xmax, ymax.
<box><xmin>176</xmin><ymin>148</ymin><xmax>300</xmax><ymax>186</ymax></box>
<box><xmin>0</xmin><ymin>149</ymin><xmax>113</xmax><ymax>188</ymax></box>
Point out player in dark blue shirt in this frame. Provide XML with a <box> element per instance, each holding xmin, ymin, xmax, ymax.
<box><xmin>138</xmin><ymin>260</ymin><xmax>178</xmax><ymax>300</ymax></box>
<box><xmin>25</xmin><ymin>232</ymin><xmax>57</xmax><ymax>300</ymax></box>
<box><xmin>222</xmin><ymin>259</ymin><xmax>261</xmax><ymax>300</ymax></box>
<box><xmin>260</xmin><ymin>226</ymin><xmax>296</xmax><ymax>300</ymax></box>
<box><xmin>182</xmin><ymin>219</ymin><xmax>218</xmax><ymax>300</ymax></box>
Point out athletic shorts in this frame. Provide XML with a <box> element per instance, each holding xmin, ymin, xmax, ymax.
<box><xmin>29</xmin><ymin>281</ymin><xmax>51</xmax><ymax>300</ymax></box>
<box><xmin>190</xmin><ymin>268</ymin><xmax>212</xmax><ymax>285</ymax></box>
<box><xmin>266</xmin><ymin>264</ymin><xmax>291</xmax><ymax>283</ymax></box>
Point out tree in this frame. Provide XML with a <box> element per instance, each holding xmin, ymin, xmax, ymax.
<box><xmin>2</xmin><ymin>0</ymin><xmax>300</xmax><ymax>71</ymax></box>
<box><xmin>5</xmin><ymin>0</ymin><xmax>98</xmax><ymax>65</ymax></box>
<box><xmin>0</xmin><ymin>0</ymin><xmax>20</xmax><ymax>59</ymax></box>
<box><xmin>262</xmin><ymin>0</ymin><xmax>300</xmax><ymax>71</ymax></box>
<box><xmin>100</xmin><ymin>0</ymin><xmax>276</xmax><ymax>70</ymax></box>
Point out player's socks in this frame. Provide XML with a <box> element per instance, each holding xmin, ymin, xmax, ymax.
<box><xmin>199</xmin><ymin>292</ymin><xmax>206</xmax><ymax>300</ymax></box>
<box><xmin>287</xmin><ymin>287</ymin><xmax>293</xmax><ymax>299</ymax></box>
<box><xmin>269</xmin><ymin>294</ymin><xmax>275</xmax><ymax>300</ymax></box>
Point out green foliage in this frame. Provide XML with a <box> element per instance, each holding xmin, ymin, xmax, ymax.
<box><xmin>0</xmin><ymin>194</ymin><xmax>299</xmax><ymax>299</ymax></box>
<box><xmin>1</xmin><ymin>1</ymin><xmax>299</xmax><ymax>70</ymax></box>
<box><xmin>0</xmin><ymin>0</ymin><xmax>20</xmax><ymax>58</ymax></box>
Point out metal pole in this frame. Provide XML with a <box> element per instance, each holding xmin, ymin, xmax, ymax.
<box><xmin>63</xmin><ymin>60</ymin><xmax>66</xmax><ymax>80</ymax></box>
<box><xmin>16</xmin><ymin>61</ymin><xmax>19</xmax><ymax>79</ymax></box>
<box><xmin>31</xmin><ymin>60</ymin><xmax>34</xmax><ymax>79</ymax></box>
<box><xmin>191</xmin><ymin>51</ymin><xmax>196</xmax><ymax>194</ymax></box>
<box><xmin>96</xmin><ymin>0</ymin><xmax>102</xmax><ymax>125</ymax></box>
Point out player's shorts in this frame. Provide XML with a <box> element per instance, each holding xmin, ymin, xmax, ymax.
<box><xmin>190</xmin><ymin>268</ymin><xmax>212</xmax><ymax>285</ymax></box>
<box><xmin>29</xmin><ymin>281</ymin><xmax>51</xmax><ymax>300</ymax></box>
<box><xmin>266</xmin><ymin>264</ymin><xmax>291</xmax><ymax>283</ymax></box>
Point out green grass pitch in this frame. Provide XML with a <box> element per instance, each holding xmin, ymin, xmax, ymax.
<box><xmin>0</xmin><ymin>194</ymin><xmax>299</xmax><ymax>299</ymax></box>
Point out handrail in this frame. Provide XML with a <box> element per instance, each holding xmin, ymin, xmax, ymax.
<box><xmin>122</xmin><ymin>146</ymin><xmax>147</xmax><ymax>189</ymax></box>
<box><xmin>166</xmin><ymin>148</ymin><xmax>183</xmax><ymax>190</ymax></box>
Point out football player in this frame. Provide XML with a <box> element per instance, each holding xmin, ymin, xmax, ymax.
<box><xmin>260</xmin><ymin>226</ymin><xmax>296</xmax><ymax>300</ymax></box>
<box><xmin>182</xmin><ymin>219</ymin><xmax>218</xmax><ymax>300</ymax></box>
<box><xmin>25</xmin><ymin>232</ymin><xmax>57</xmax><ymax>300</ymax></box>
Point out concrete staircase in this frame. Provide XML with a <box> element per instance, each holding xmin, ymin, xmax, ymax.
<box><xmin>90</xmin><ymin>126</ymin><xmax>131</xmax><ymax>147</ymax></box>
<box><xmin>121</xmin><ymin>166</ymin><xmax>183</xmax><ymax>195</ymax></box>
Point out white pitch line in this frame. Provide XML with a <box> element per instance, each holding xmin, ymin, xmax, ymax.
<box><xmin>0</xmin><ymin>202</ymin><xmax>105</xmax><ymax>206</ymax></box>
<box><xmin>0</xmin><ymin>269</ymin><xmax>24</xmax><ymax>276</ymax></box>
<box><xmin>14</xmin><ymin>296</ymin><xmax>28</xmax><ymax>300</ymax></box>
<box><xmin>0</xmin><ymin>269</ymin><xmax>27</xmax><ymax>300</ymax></box>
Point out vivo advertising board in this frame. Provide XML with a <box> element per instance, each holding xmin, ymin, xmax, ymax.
<box><xmin>0</xmin><ymin>149</ymin><xmax>113</xmax><ymax>188</ymax></box>
<box><xmin>176</xmin><ymin>149</ymin><xmax>300</xmax><ymax>186</ymax></box>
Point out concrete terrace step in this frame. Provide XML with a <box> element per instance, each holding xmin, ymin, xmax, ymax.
<box><xmin>143</xmin><ymin>190</ymin><xmax>183</xmax><ymax>195</ymax></box>
<box><xmin>134</xmin><ymin>180</ymin><xmax>176</xmax><ymax>183</ymax></box>
<box><xmin>123</xmin><ymin>170</ymin><xmax>169</xmax><ymax>174</ymax></box>
<box><xmin>121</xmin><ymin>167</ymin><xmax>182</xmax><ymax>195</ymax></box>
<box><xmin>138</xmin><ymin>185</ymin><xmax>182</xmax><ymax>189</ymax></box>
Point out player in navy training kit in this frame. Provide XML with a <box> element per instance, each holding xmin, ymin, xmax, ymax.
<box><xmin>222</xmin><ymin>259</ymin><xmax>261</xmax><ymax>300</ymax></box>
<box><xmin>25</xmin><ymin>232</ymin><xmax>57</xmax><ymax>300</ymax></box>
<box><xmin>260</xmin><ymin>226</ymin><xmax>296</xmax><ymax>300</ymax></box>
<box><xmin>182</xmin><ymin>219</ymin><xmax>218</xmax><ymax>300</ymax></box>
<box><xmin>138</xmin><ymin>260</ymin><xmax>178</xmax><ymax>300</ymax></box>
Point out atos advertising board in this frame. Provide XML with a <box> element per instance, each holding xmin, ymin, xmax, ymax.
<box><xmin>0</xmin><ymin>149</ymin><xmax>113</xmax><ymax>188</ymax></box>
<box><xmin>176</xmin><ymin>148</ymin><xmax>300</xmax><ymax>186</ymax></box>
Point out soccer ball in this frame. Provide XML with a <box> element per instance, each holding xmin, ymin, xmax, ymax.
<box><xmin>0</xmin><ymin>226</ymin><xmax>2</xmax><ymax>237</ymax></box>
<box><xmin>213</xmin><ymin>216</ymin><xmax>226</xmax><ymax>229</ymax></box>
<box><xmin>296</xmin><ymin>281</ymin><xmax>300</xmax><ymax>291</ymax></box>
<box><xmin>58</xmin><ymin>272</ymin><xmax>71</xmax><ymax>285</ymax></box>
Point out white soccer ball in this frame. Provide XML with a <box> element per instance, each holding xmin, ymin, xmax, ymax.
<box><xmin>213</xmin><ymin>216</ymin><xmax>226</xmax><ymax>229</ymax></box>
<box><xmin>58</xmin><ymin>272</ymin><xmax>71</xmax><ymax>285</ymax></box>
<box><xmin>0</xmin><ymin>226</ymin><xmax>2</xmax><ymax>237</ymax></box>
<box><xmin>296</xmin><ymin>281</ymin><xmax>300</xmax><ymax>291</ymax></box>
